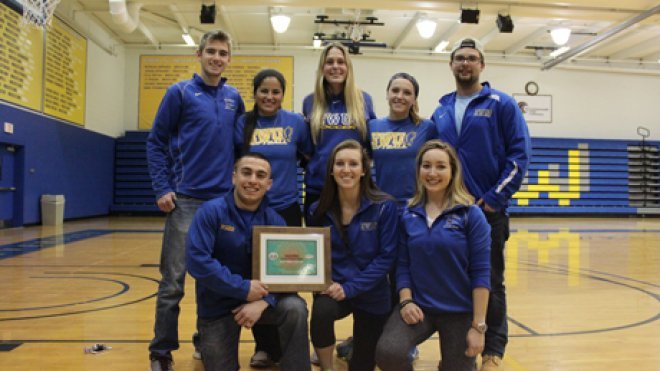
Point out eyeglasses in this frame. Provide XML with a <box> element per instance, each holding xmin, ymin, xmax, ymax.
<box><xmin>452</xmin><ymin>55</ymin><xmax>481</xmax><ymax>64</ymax></box>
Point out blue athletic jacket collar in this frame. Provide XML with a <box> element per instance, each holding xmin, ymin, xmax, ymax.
<box><xmin>223</xmin><ymin>188</ymin><xmax>272</xmax><ymax>216</ymax></box>
<box><xmin>407</xmin><ymin>202</ymin><xmax>471</xmax><ymax>220</ymax></box>
<box><xmin>439</xmin><ymin>81</ymin><xmax>491</xmax><ymax>106</ymax></box>
<box><xmin>322</xmin><ymin>196</ymin><xmax>380</xmax><ymax>225</ymax></box>
<box><xmin>192</xmin><ymin>73</ymin><xmax>228</xmax><ymax>90</ymax></box>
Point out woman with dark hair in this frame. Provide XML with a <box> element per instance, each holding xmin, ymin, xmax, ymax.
<box><xmin>375</xmin><ymin>140</ymin><xmax>491</xmax><ymax>371</ymax></box>
<box><xmin>236</xmin><ymin>68</ymin><xmax>312</xmax><ymax>226</ymax></box>
<box><xmin>235</xmin><ymin>68</ymin><xmax>312</xmax><ymax>367</ymax></box>
<box><xmin>302</xmin><ymin>42</ymin><xmax>377</xmax><ymax>218</ymax></box>
<box><xmin>307</xmin><ymin>139</ymin><xmax>398</xmax><ymax>371</ymax></box>
<box><xmin>369</xmin><ymin>72</ymin><xmax>438</xmax><ymax>208</ymax></box>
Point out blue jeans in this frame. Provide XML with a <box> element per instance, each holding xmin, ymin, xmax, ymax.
<box><xmin>198</xmin><ymin>295</ymin><xmax>311</xmax><ymax>371</ymax></box>
<box><xmin>483</xmin><ymin>210</ymin><xmax>510</xmax><ymax>358</ymax></box>
<box><xmin>376</xmin><ymin>310</ymin><xmax>475</xmax><ymax>371</ymax></box>
<box><xmin>149</xmin><ymin>196</ymin><xmax>205</xmax><ymax>357</ymax></box>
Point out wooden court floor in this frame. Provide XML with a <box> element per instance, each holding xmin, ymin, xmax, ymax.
<box><xmin>0</xmin><ymin>216</ymin><xmax>658</xmax><ymax>370</ymax></box>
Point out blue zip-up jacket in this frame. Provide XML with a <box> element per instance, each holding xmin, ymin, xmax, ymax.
<box><xmin>147</xmin><ymin>74</ymin><xmax>245</xmax><ymax>200</ymax></box>
<box><xmin>307</xmin><ymin>197</ymin><xmax>398</xmax><ymax>314</ymax></box>
<box><xmin>186</xmin><ymin>191</ymin><xmax>286</xmax><ymax>319</ymax></box>
<box><xmin>431</xmin><ymin>82</ymin><xmax>530</xmax><ymax>211</ymax></box>
<box><xmin>397</xmin><ymin>204</ymin><xmax>491</xmax><ymax>314</ymax></box>
<box><xmin>234</xmin><ymin>109</ymin><xmax>313</xmax><ymax>210</ymax></box>
<box><xmin>302</xmin><ymin>92</ymin><xmax>377</xmax><ymax>194</ymax></box>
<box><xmin>369</xmin><ymin>117</ymin><xmax>438</xmax><ymax>204</ymax></box>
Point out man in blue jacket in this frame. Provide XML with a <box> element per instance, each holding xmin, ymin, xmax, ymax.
<box><xmin>146</xmin><ymin>30</ymin><xmax>245</xmax><ymax>370</ymax></box>
<box><xmin>432</xmin><ymin>38</ymin><xmax>531</xmax><ymax>370</ymax></box>
<box><xmin>186</xmin><ymin>153</ymin><xmax>310</xmax><ymax>371</ymax></box>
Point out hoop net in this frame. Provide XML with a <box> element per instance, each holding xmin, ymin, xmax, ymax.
<box><xmin>22</xmin><ymin>0</ymin><xmax>62</xmax><ymax>28</ymax></box>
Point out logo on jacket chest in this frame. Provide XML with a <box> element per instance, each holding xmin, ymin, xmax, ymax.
<box><xmin>224</xmin><ymin>98</ymin><xmax>237</xmax><ymax>110</ymax></box>
<box><xmin>360</xmin><ymin>222</ymin><xmax>378</xmax><ymax>231</ymax></box>
<box><xmin>251</xmin><ymin>127</ymin><xmax>293</xmax><ymax>145</ymax></box>
<box><xmin>220</xmin><ymin>224</ymin><xmax>235</xmax><ymax>232</ymax></box>
<box><xmin>443</xmin><ymin>215</ymin><xmax>464</xmax><ymax>230</ymax></box>
<box><xmin>371</xmin><ymin>132</ymin><xmax>416</xmax><ymax>149</ymax></box>
<box><xmin>473</xmin><ymin>109</ymin><xmax>492</xmax><ymax>118</ymax></box>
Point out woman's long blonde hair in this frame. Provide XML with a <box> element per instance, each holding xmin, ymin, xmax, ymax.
<box><xmin>409</xmin><ymin>140</ymin><xmax>474</xmax><ymax>208</ymax></box>
<box><xmin>310</xmin><ymin>43</ymin><xmax>368</xmax><ymax>145</ymax></box>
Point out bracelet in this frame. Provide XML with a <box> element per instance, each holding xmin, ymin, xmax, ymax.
<box><xmin>399</xmin><ymin>299</ymin><xmax>415</xmax><ymax>310</ymax></box>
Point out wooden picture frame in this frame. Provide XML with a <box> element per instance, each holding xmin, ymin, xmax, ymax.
<box><xmin>252</xmin><ymin>226</ymin><xmax>331</xmax><ymax>292</ymax></box>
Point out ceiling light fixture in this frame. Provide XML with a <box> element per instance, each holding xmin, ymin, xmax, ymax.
<box><xmin>434</xmin><ymin>40</ymin><xmax>449</xmax><ymax>53</ymax></box>
<box><xmin>496</xmin><ymin>14</ymin><xmax>514</xmax><ymax>33</ymax></box>
<box><xmin>550</xmin><ymin>27</ymin><xmax>571</xmax><ymax>45</ymax></box>
<box><xmin>550</xmin><ymin>46</ymin><xmax>570</xmax><ymax>58</ymax></box>
<box><xmin>312</xmin><ymin>32</ymin><xmax>324</xmax><ymax>49</ymax></box>
<box><xmin>271</xmin><ymin>14</ymin><xmax>291</xmax><ymax>34</ymax></box>
<box><xmin>182</xmin><ymin>33</ymin><xmax>195</xmax><ymax>46</ymax></box>
<box><xmin>416</xmin><ymin>18</ymin><xmax>437</xmax><ymax>39</ymax></box>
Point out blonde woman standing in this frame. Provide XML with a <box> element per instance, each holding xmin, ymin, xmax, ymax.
<box><xmin>302</xmin><ymin>42</ymin><xmax>376</xmax><ymax>217</ymax></box>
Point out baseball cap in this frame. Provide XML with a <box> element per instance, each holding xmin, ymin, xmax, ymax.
<box><xmin>451</xmin><ymin>37</ymin><xmax>484</xmax><ymax>55</ymax></box>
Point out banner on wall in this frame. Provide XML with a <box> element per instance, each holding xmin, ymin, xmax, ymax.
<box><xmin>43</xmin><ymin>17</ymin><xmax>87</xmax><ymax>126</ymax></box>
<box><xmin>513</xmin><ymin>94</ymin><xmax>552</xmax><ymax>123</ymax></box>
<box><xmin>138</xmin><ymin>55</ymin><xmax>294</xmax><ymax>130</ymax></box>
<box><xmin>0</xmin><ymin>2</ymin><xmax>44</xmax><ymax>111</ymax></box>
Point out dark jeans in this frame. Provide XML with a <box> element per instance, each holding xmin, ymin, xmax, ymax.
<box><xmin>198</xmin><ymin>295</ymin><xmax>311</xmax><ymax>371</ymax></box>
<box><xmin>251</xmin><ymin>202</ymin><xmax>303</xmax><ymax>360</ymax></box>
<box><xmin>149</xmin><ymin>196</ymin><xmax>205</xmax><ymax>357</ymax></box>
<box><xmin>483</xmin><ymin>210</ymin><xmax>510</xmax><ymax>358</ymax></box>
<box><xmin>376</xmin><ymin>310</ymin><xmax>475</xmax><ymax>371</ymax></box>
<box><xmin>311</xmin><ymin>295</ymin><xmax>388</xmax><ymax>371</ymax></box>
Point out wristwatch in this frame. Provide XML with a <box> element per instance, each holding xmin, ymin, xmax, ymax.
<box><xmin>472</xmin><ymin>321</ymin><xmax>488</xmax><ymax>334</ymax></box>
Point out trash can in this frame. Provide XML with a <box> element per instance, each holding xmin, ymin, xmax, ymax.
<box><xmin>41</xmin><ymin>195</ymin><xmax>65</xmax><ymax>226</ymax></box>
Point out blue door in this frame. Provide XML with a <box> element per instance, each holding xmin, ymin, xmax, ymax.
<box><xmin>0</xmin><ymin>145</ymin><xmax>16</xmax><ymax>227</ymax></box>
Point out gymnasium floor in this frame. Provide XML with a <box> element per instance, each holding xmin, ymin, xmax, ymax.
<box><xmin>0</xmin><ymin>216</ymin><xmax>658</xmax><ymax>370</ymax></box>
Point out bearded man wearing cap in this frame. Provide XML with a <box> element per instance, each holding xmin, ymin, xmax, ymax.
<box><xmin>431</xmin><ymin>37</ymin><xmax>531</xmax><ymax>371</ymax></box>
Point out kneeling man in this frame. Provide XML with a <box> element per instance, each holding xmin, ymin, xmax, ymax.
<box><xmin>186</xmin><ymin>153</ymin><xmax>311</xmax><ymax>371</ymax></box>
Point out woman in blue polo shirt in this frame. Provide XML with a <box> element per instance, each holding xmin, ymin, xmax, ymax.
<box><xmin>302</xmin><ymin>42</ymin><xmax>376</xmax><ymax>217</ymax></box>
<box><xmin>376</xmin><ymin>140</ymin><xmax>491</xmax><ymax>371</ymax></box>
<box><xmin>307</xmin><ymin>139</ymin><xmax>398</xmax><ymax>371</ymax></box>
<box><xmin>235</xmin><ymin>68</ymin><xmax>312</xmax><ymax>367</ymax></box>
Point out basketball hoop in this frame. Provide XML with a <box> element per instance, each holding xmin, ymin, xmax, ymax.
<box><xmin>21</xmin><ymin>0</ymin><xmax>61</xmax><ymax>27</ymax></box>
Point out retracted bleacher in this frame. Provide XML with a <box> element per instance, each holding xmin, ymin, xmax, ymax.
<box><xmin>112</xmin><ymin>132</ymin><xmax>659</xmax><ymax>215</ymax></box>
<box><xmin>111</xmin><ymin>131</ymin><xmax>306</xmax><ymax>213</ymax></box>
<box><xmin>510</xmin><ymin>137</ymin><xmax>660</xmax><ymax>215</ymax></box>
<box><xmin>111</xmin><ymin>131</ymin><xmax>159</xmax><ymax>212</ymax></box>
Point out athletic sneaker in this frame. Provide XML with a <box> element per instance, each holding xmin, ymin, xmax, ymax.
<box><xmin>192</xmin><ymin>332</ymin><xmax>202</xmax><ymax>360</ymax></box>
<box><xmin>149</xmin><ymin>355</ymin><xmax>174</xmax><ymax>371</ymax></box>
<box><xmin>249</xmin><ymin>350</ymin><xmax>276</xmax><ymax>368</ymax></box>
<box><xmin>311</xmin><ymin>350</ymin><xmax>320</xmax><ymax>365</ymax></box>
<box><xmin>336</xmin><ymin>337</ymin><xmax>353</xmax><ymax>361</ymax></box>
<box><xmin>408</xmin><ymin>346</ymin><xmax>420</xmax><ymax>362</ymax></box>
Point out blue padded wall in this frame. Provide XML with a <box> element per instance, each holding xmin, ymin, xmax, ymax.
<box><xmin>0</xmin><ymin>103</ymin><xmax>114</xmax><ymax>225</ymax></box>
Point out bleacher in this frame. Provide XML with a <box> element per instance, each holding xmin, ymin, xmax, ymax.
<box><xmin>112</xmin><ymin>132</ymin><xmax>660</xmax><ymax>215</ymax></box>
<box><xmin>509</xmin><ymin>137</ymin><xmax>660</xmax><ymax>215</ymax></box>
<box><xmin>111</xmin><ymin>131</ymin><xmax>159</xmax><ymax>212</ymax></box>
